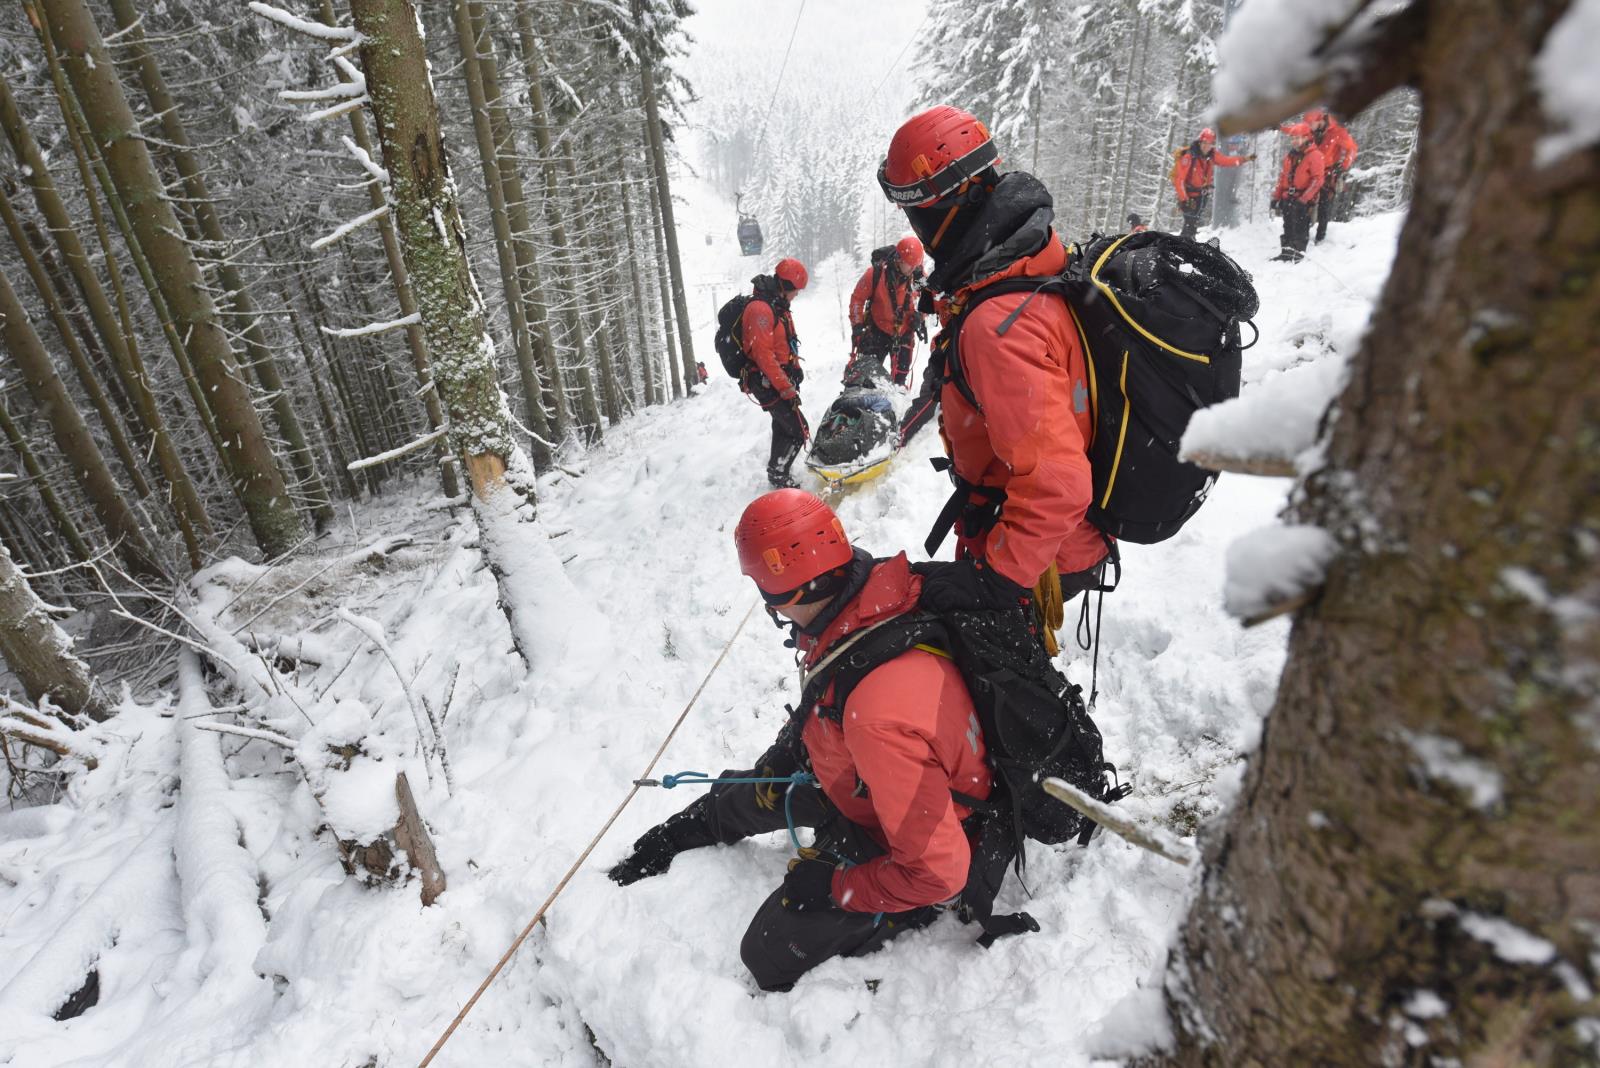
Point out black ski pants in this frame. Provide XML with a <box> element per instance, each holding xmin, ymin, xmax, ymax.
<box><xmin>1314</xmin><ymin>175</ymin><xmax>1340</xmax><ymax>241</ymax></box>
<box><xmin>1280</xmin><ymin>199</ymin><xmax>1313</xmax><ymax>260</ymax></box>
<box><xmin>701</xmin><ymin>764</ymin><xmax>936</xmax><ymax>992</ymax></box>
<box><xmin>1178</xmin><ymin>189</ymin><xmax>1211</xmax><ymax>240</ymax></box>
<box><xmin>745</xmin><ymin>371</ymin><xmax>808</xmax><ymax>485</ymax></box>
<box><xmin>855</xmin><ymin>324</ymin><xmax>915</xmax><ymax>386</ymax></box>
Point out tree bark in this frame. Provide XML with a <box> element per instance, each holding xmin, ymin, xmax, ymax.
<box><xmin>37</xmin><ymin>0</ymin><xmax>303</xmax><ymax>559</ymax></box>
<box><xmin>313</xmin><ymin>0</ymin><xmax>459</xmax><ymax>501</ymax></box>
<box><xmin>0</xmin><ymin>537</ymin><xmax>107</xmax><ymax>720</ymax></box>
<box><xmin>1168</xmin><ymin>2</ymin><xmax>1600</xmax><ymax>1063</ymax></box>
<box><xmin>104</xmin><ymin>0</ymin><xmax>335</xmax><ymax>531</ymax></box>
<box><xmin>0</xmin><ymin>74</ymin><xmax>210</xmax><ymax>565</ymax></box>
<box><xmin>452</xmin><ymin>0</ymin><xmax>553</xmax><ymax>457</ymax></box>
<box><xmin>643</xmin><ymin>126</ymin><xmax>684</xmax><ymax>400</ymax></box>
<box><xmin>348</xmin><ymin>0</ymin><xmax>520</xmax><ymax>496</ymax></box>
<box><xmin>0</xmin><ymin>399</ymin><xmax>93</xmax><ymax>567</ymax></box>
<box><xmin>0</xmin><ymin>266</ymin><xmax>164</xmax><ymax>581</ymax></box>
<box><xmin>0</xmin><ymin>178</ymin><xmax>152</xmax><ymax>501</ymax></box>
<box><xmin>633</xmin><ymin>0</ymin><xmax>696</xmax><ymax>388</ymax></box>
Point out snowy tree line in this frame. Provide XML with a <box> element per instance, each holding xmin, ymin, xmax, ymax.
<box><xmin>0</xmin><ymin>0</ymin><xmax>697</xmax><ymax>687</ymax></box>
<box><xmin>915</xmin><ymin>0</ymin><xmax>1420</xmax><ymax>237</ymax></box>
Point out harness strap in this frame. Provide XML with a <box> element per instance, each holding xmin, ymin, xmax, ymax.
<box><xmin>924</xmin><ymin>458</ymin><xmax>1009</xmax><ymax>557</ymax></box>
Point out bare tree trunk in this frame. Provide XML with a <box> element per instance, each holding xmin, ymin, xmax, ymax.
<box><xmin>0</xmin><ymin>179</ymin><xmax>152</xmax><ymax>501</ymax></box>
<box><xmin>633</xmin><ymin>0</ymin><xmax>696</xmax><ymax>388</ymax></box>
<box><xmin>0</xmin><ymin>399</ymin><xmax>93</xmax><ymax>566</ymax></box>
<box><xmin>314</xmin><ymin>0</ymin><xmax>459</xmax><ymax>501</ymax></box>
<box><xmin>508</xmin><ymin>11</ymin><xmax>586</xmax><ymax>442</ymax></box>
<box><xmin>0</xmin><ymin>537</ymin><xmax>108</xmax><ymax>720</ymax></box>
<box><xmin>0</xmin><ymin>266</ymin><xmax>163</xmax><ymax>580</ymax></box>
<box><xmin>1168</xmin><ymin>2</ymin><xmax>1600</xmax><ymax>1063</ymax></box>
<box><xmin>104</xmin><ymin>0</ymin><xmax>335</xmax><ymax>531</ymax></box>
<box><xmin>620</xmin><ymin>167</ymin><xmax>658</xmax><ymax>406</ymax></box>
<box><xmin>37</xmin><ymin>0</ymin><xmax>303</xmax><ymax>558</ymax></box>
<box><xmin>644</xmin><ymin>135</ymin><xmax>684</xmax><ymax>399</ymax></box>
<box><xmin>349</xmin><ymin>0</ymin><xmax>520</xmax><ymax>495</ymax></box>
<box><xmin>452</xmin><ymin>0</ymin><xmax>552</xmax><ymax>457</ymax></box>
<box><xmin>0</xmin><ymin>74</ymin><xmax>209</xmax><ymax>565</ymax></box>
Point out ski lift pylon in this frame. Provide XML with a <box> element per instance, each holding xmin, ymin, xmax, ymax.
<box><xmin>735</xmin><ymin>192</ymin><xmax>764</xmax><ymax>257</ymax></box>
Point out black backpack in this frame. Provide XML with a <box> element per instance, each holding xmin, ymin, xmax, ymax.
<box><xmin>713</xmin><ymin>294</ymin><xmax>754</xmax><ymax>378</ymax></box>
<box><xmin>934</xmin><ymin>230</ymin><xmax>1258</xmax><ymax>546</ymax></box>
<box><xmin>796</xmin><ymin>607</ymin><xmax>1121</xmax><ymax>850</ymax></box>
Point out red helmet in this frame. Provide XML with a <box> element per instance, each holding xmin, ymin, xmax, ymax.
<box><xmin>895</xmin><ymin>235</ymin><xmax>924</xmax><ymax>270</ymax></box>
<box><xmin>1285</xmin><ymin>122</ymin><xmax>1313</xmax><ymax>140</ymax></box>
<box><xmin>774</xmin><ymin>258</ymin><xmax>808</xmax><ymax>292</ymax></box>
<box><xmin>878</xmin><ymin>106</ymin><xmax>1001</xmax><ymax>208</ymax></box>
<box><xmin>1303</xmin><ymin>108</ymin><xmax>1327</xmax><ymax>126</ymax></box>
<box><xmin>1198</xmin><ymin>127</ymin><xmax>1216</xmax><ymax>143</ymax></box>
<box><xmin>735</xmin><ymin>490</ymin><xmax>852</xmax><ymax>596</ymax></box>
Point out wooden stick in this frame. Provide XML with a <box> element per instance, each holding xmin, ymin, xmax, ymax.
<box><xmin>1042</xmin><ymin>777</ymin><xmax>1196</xmax><ymax>867</ymax></box>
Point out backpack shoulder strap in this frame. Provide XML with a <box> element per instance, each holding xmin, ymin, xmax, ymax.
<box><xmin>798</xmin><ymin>612</ymin><xmax>946</xmax><ymax>723</ymax></box>
<box><xmin>938</xmin><ymin>276</ymin><xmax>1071</xmax><ymax>413</ymax></box>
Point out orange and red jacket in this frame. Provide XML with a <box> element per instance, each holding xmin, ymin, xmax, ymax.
<box><xmin>739</xmin><ymin>295</ymin><xmax>800</xmax><ymax>399</ymax></box>
<box><xmin>1313</xmin><ymin>119</ymin><xmax>1358</xmax><ymax>173</ymax></box>
<box><xmin>849</xmin><ymin>262</ymin><xmax>918</xmax><ymax>339</ymax></box>
<box><xmin>936</xmin><ymin>232</ymin><xmax>1104</xmax><ymax>586</ymax></box>
<box><xmin>795</xmin><ymin>554</ymin><xmax>993</xmax><ymax>914</ymax></box>
<box><xmin>1171</xmin><ymin>147</ymin><xmax>1247</xmax><ymax>202</ymax></box>
<box><xmin>1274</xmin><ymin>146</ymin><xmax>1327</xmax><ymax>204</ymax></box>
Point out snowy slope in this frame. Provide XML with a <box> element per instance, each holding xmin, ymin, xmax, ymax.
<box><xmin>0</xmin><ymin>179</ymin><xmax>1401</xmax><ymax>1065</ymax></box>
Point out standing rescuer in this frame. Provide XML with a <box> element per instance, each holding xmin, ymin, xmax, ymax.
<box><xmin>609</xmin><ymin>490</ymin><xmax>994</xmax><ymax>991</ymax></box>
<box><xmin>1170</xmin><ymin>127</ymin><xmax>1255</xmax><ymax>240</ymax></box>
<box><xmin>1304</xmin><ymin>108</ymin><xmax>1358</xmax><ymax>243</ymax></box>
<box><xmin>738</xmin><ymin>257</ymin><xmax>810</xmax><ymax>487</ymax></box>
<box><xmin>848</xmin><ymin>235</ymin><xmax>926</xmax><ymax>386</ymax></box>
<box><xmin>876</xmin><ymin>104</ymin><xmax>1111</xmax><ymax>624</ymax></box>
<box><xmin>1272</xmin><ymin>123</ymin><xmax>1327</xmax><ymax>262</ymax></box>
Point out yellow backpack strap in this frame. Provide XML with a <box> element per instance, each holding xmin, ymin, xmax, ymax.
<box><xmin>1033</xmin><ymin>564</ymin><xmax>1064</xmax><ymax>657</ymax></box>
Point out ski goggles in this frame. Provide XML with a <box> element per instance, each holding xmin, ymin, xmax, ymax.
<box><xmin>877</xmin><ymin>139</ymin><xmax>1002</xmax><ymax>208</ymax></box>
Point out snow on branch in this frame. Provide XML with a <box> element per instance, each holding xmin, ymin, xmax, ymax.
<box><xmin>0</xmin><ymin>699</ymin><xmax>100</xmax><ymax>768</ymax></box>
<box><xmin>308</xmin><ymin>203</ymin><xmax>388</xmax><ymax>251</ymax></box>
<box><xmin>280</xmin><ymin>80</ymin><xmax>366</xmax><ymax>103</ymax></box>
<box><xmin>1214</xmin><ymin>0</ymin><xmax>1424</xmax><ymax>134</ymax></box>
<box><xmin>194</xmin><ymin>721</ymin><xmax>296</xmax><ymax>749</ymax></box>
<box><xmin>174</xmin><ymin>652</ymin><xmax>270</xmax><ymax>1001</ymax></box>
<box><xmin>1224</xmin><ymin>524</ymin><xmax>1338</xmax><ymax>626</ymax></box>
<box><xmin>347</xmin><ymin>428</ymin><xmax>448</xmax><ymax>472</ymax></box>
<box><xmin>302</xmin><ymin>96</ymin><xmax>369</xmax><ymax>123</ymax></box>
<box><xmin>340</xmin><ymin>135</ymin><xmax>387</xmax><ymax>182</ymax></box>
<box><xmin>321</xmin><ymin>312</ymin><xmax>418</xmax><ymax>340</ymax></box>
<box><xmin>249</xmin><ymin>1</ymin><xmax>358</xmax><ymax>42</ymax></box>
<box><xmin>335</xmin><ymin>608</ymin><xmax>451</xmax><ymax>793</ymax></box>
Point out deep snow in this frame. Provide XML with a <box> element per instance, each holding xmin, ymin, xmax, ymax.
<box><xmin>0</xmin><ymin>164</ymin><xmax>1404</xmax><ymax>1068</ymax></box>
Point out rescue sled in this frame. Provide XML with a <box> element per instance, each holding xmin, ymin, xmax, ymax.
<box><xmin>805</xmin><ymin>356</ymin><xmax>899</xmax><ymax>490</ymax></box>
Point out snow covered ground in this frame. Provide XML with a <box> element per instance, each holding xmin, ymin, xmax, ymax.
<box><xmin>0</xmin><ymin>192</ymin><xmax>1404</xmax><ymax>1065</ymax></box>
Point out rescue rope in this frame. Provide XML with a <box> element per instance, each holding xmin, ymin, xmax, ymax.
<box><xmin>638</xmin><ymin>769</ymin><xmax>819</xmax><ymax>853</ymax></box>
<box><xmin>415</xmin><ymin>601</ymin><xmax>759</xmax><ymax>1068</ymax></box>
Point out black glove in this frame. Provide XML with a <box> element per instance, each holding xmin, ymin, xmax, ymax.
<box><xmin>851</xmin><ymin>323</ymin><xmax>868</xmax><ymax>347</ymax></box>
<box><xmin>780</xmin><ymin>857</ymin><xmax>839</xmax><ymax>912</ymax></box>
<box><xmin>609</xmin><ymin>795</ymin><xmax>718</xmax><ymax>886</ymax></box>
<box><xmin>914</xmin><ymin>316</ymin><xmax>928</xmax><ymax>343</ymax></box>
<box><xmin>1269</xmin><ymin>197</ymin><xmax>1282</xmax><ymax>213</ymax></box>
<box><xmin>914</xmin><ymin>558</ymin><xmax>1030</xmax><ymax>614</ymax></box>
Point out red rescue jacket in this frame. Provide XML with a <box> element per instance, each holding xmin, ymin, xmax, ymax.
<box><xmin>1274</xmin><ymin>147</ymin><xmax>1327</xmax><ymax>204</ymax></box>
<box><xmin>796</xmin><ymin>555</ymin><xmax>992</xmax><ymax>914</ymax></box>
<box><xmin>739</xmin><ymin>295</ymin><xmax>800</xmax><ymax>399</ymax></box>
<box><xmin>849</xmin><ymin>262</ymin><xmax>917</xmax><ymax>339</ymax></box>
<box><xmin>1313</xmin><ymin>120</ymin><xmax>1358</xmax><ymax>173</ymax></box>
<box><xmin>1171</xmin><ymin>146</ymin><xmax>1247</xmax><ymax>202</ymax></box>
<box><xmin>937</xmin><ymin>232</ymin><xmax>1104</xmax><ymax>585</ymax></box>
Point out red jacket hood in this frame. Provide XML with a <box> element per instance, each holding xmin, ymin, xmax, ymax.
<box><xmin>800</xmin><ymin>553</ymin><xmax>921</xmax><ymax>667</ymax></box>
